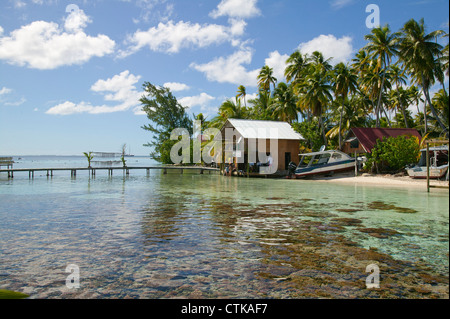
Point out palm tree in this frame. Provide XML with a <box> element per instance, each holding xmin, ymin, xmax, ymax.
<box><xmin>248</xmin><ymin>90</ymin><xmax>274</xmax><ymax>120</ymax></box>
<box><xmin>431</xmin><ymin>89</ymin><xmax>449</xmax><ymax>133</ymax></box>
<box><xmin>441</xmin><ymin>33</ymin><xmax>449</xmax><ymax>77</ymax></box>
<box><xmin>364</xmin><ymin>24</ymin><xmax>400</xmax><ymax>127</ymax></box>
<box><xmin>83</xmin><ymin>152</ymin><xmax>94</xmax><ymax>168</ymax></box>
<box><xmin>218</xmin><ymin>97</ymin><xmax>247</xmax><ymax>120</ymax></box>
<box><xmin>389</xmin><ymin>64</ymin><xmax>409</xmax><ymax>127</ymax></box>
<box><xmin>236</xmin><ymin>85</ymin><xmax>247</xmax><ymax>107</ymax></box>
<box><xmin>359</xmin><ymin>60</ymin><xmax>391</xmax><ymax>127</ymax></box>
<box><xmin>257</xmin><ymin>65</ymin><xmax>277</xmax><ymax>94</ymax></box>
<box><xmin>326</xmin><ymin>96</ymin><xmax>369</xmax><ymax>144</ymax></box>
<box><xmin>272</xmin><ymin>82</ymin><xmax>298</xmax><ymax>124</ymax></box>
<box><xmin>308</xmin><ymin>51</ymin><xmax>333</xmax><ymax>74</ymax></box>
<box><xmin>332</xmin><ymin>62</ymin><xmax>358</xmax><ymax>148</ymax></box>
<box><xmin>296</xmin><ymin>68</ymin><xmax>333</xmax><ymax>145</ymax></box>
<box><xmin>388</xmin><ymin>87</ymin><xmax>412</xmax><ymax>128</ymax></box>
<box><xmin>399</xmin><ymin>18</ymin><xmax>448</xmax><ymax>137</ymax></box>
<box><xmin>285</xmin><ymin>50</ymin><xmax>309</xmax><ymax>84</ymax></box>
<box><xmin>352</xmin><ymin>49</ymin><xmax>371</xmax><ymax>77</ymax></box>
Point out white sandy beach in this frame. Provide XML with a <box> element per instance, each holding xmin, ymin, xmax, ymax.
<box><xmin>310</xmin><ymin>171</ymin><xmax>449</xmax><ymax>190</ymax></box>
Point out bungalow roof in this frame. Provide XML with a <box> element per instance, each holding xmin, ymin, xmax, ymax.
<box><xmin>349</xmin><ymin>127</ymin><xmax>422</xmax><ymax>153</ymax></box>
<box><xmin>224</xmin><ymin>119</ymin><xmax>304</xmax><ymax>140</ymax></box>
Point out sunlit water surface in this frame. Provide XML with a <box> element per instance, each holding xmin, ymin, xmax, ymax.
<box><xmin>0</xmin><ymin>157</ymin><xmax>448</xmax><ymax>298</ymax></box>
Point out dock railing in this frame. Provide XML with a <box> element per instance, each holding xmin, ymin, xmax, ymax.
<box><xmin>0</xmin><ymin>157</ymin><xmax>14</xmax><ymax>177</ymax></box>
<box><xmin>0</xmin><ymin>166</ymin><xmax>219</xmax><ymax>179</ymax></box>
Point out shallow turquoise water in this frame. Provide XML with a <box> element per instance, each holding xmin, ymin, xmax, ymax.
<box><xmin>0</xmin><ymin>165</ymin><xmax>448</xmax><ymax>298</ymax></box>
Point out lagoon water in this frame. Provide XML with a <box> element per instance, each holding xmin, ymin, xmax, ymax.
<box><xmin>0</xmin><ymin>156</ymin><xmax>448</xmax><ymax>298</ymax></box>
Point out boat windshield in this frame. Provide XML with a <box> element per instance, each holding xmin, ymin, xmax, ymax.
<box><xmin>298</xmin><ymin>153</ymin><xmax>331</xmax><ymax>168</ymax></box>
<box><xmin>313</xmin><ymin>153</ymin><xmax>331</xmax><ymax>166</ymax></box>
<box><xmin>298</xmin><ymin>155</ymin><xmax>313</xmax><ymax>168</ymax></box>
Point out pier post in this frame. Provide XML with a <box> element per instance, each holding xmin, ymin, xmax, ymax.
<box><xmin>426</xmin><ymin>143</ymin><xmax>430</xmax><ymax>193</ymax></box>
<box><xmin>146</xmin><ymin>169</ymin><xmax>150</xmax><ymax>177</ymax></box>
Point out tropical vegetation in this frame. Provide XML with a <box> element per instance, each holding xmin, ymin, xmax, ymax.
<box><xmin>142</xmin><ymin>18</ymin><xmax>448</xmax><ymax>164</ymax></box>
<box><xmin>365</xmin><ymin>135</ymin><xmax>421</xmax><ymax>173</ymax></box>
<box><xmin>208</xmin><ymin>18</ymin><xmax>448</xmax><ymax>150</ymax></box>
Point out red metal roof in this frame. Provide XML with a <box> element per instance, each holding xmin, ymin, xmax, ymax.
<box><xmin>350</xmin><ymin>128</ymin><xmax>422</xmax><ymax>153</ymax></box>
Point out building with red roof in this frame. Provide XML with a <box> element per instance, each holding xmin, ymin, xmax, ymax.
<box><xmin>342</xmin><ymin>127</ymin><xmax>422</xmax><ymax>154</ymax></box>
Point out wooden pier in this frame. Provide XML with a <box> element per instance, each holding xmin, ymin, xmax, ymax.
<box><xmin>0</xmin><ymin>166</ymin><xmax>219</xmax><ymax>179</ymax></box>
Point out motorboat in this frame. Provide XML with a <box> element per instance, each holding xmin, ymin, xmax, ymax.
<box><xmin>292</xmin><ymin>148</ymin><xmax>356</xmax><ymax>178</ymax></box>
<box><xmin>407</xmin><ymin>145</ymin><xmax>448</xmax><ymax>179</ymax></box>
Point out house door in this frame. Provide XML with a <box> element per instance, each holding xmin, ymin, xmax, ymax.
<box><xmin>285</xmin><ymin>152</ymin><xmax>291</xmax><ymax>170</ymax></box>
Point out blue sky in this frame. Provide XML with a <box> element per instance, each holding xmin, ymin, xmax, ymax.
<box><xmin>0</xmin><ymin>0</ymin><xmax>448</xmax><ymax>156</ymax></box>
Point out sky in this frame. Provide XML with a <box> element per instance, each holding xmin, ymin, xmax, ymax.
<box><xmin>0</xmin><ymin>0</ymin><xmax>448</xmax><ymax>156</ymax></box>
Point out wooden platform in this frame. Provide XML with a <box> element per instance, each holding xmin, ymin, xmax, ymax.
<box><xmin>0</xmin><ymin>166</ymin><xmax>220</xmax><ymax>179</ymax></box>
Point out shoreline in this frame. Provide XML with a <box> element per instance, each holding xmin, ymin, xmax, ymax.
<box><xmin>309</xmin><ymin>172</ymin><xmax>449</xmax><ymax>190</ymax></box>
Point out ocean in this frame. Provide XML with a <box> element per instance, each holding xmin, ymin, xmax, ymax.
<box><xmin>0</xmin><ymin>156</ymin><xmax>448</xmax><ymax>299</ymax></box>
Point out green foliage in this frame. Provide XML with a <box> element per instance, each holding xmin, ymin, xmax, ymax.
<box><xmin>292</xmin><ymin>120</ymin><xmax>324</xmax><ymax>152</ymax></box>
<box><xmin>365</xmin><ymin>136</ymin><xmax>420</xmax><ymax>173</ymax></box>
<box><xmin>0</xmin><ymin>289</ymin><xmax>29</xmax><ymax>299</ymax></box>
<box><xmin>83</xmin><ymin>152</ymin><xmax>93</xmax><ymax>168</ymax></box>
<box><xmin>158</xmin><ymin>139</ymin><xmax>177</xmax><ymax>164</ymax></box>
<box><xmin>120</xmin><ymin>143</ymin><xmax>127</xmax><ymax>167</ymax></box>
<box><xmin>141</xmin><ymin>82</ymin><xmax>193</xmax><ymax>163</ymax></box>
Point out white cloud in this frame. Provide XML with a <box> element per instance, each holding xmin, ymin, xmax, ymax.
<box><xmin>163</xmin><ymin>82</ymin><xmax>190</xmax><ymax>92</ymax></box>
<box><xmin>210</xmin><ymin>0</ymin><xmax>261</xmax><ymax>19</ymax></box>
<box><xmin>121</xmin><ymin>0</ymin><xmax>174</xmax><ymax>24</ymax></box>
<box><xmin>330</xmin><ymin>0</ymin><xmax>355</xmax><ymax>9</ymax></box>
<box><xmin>46</xmin><ymin>71</ymin><xmax>144</xmax><ymax>115</ymax></box>
<box><xmin>4</xmin><ymin>97</ymin><xmax>27</xmax><ymax>106</ymax></box>
<box><xmin>191</xmin><ymin>49</ymin><xmax>289</xmax><ymax>87</ymax></box>
<box><xmin>64</xmin><ymin>9</ymin><xmax>92</xmax><ymax>33</ymax></box>
<box><xmin>13</xmin><ymin>0</ymin><xmax>26</xmax><ymax>9</ymax></box>
<box><xmin>0</xmin><ymin>10</ymin><xmax>115</xmax><ymax>70</ymax></box>
<box><xmin>264</xmin><ymin>51</ymin><xmax>289</xmax><ymax>82</ymax></box>
<box><xmin>0</xmin><ymin>87</ymin><xmax>12</xmax><ymax>95</ymax></box>
<box><xmin>179</xmin><ymin>93</ymin><xmax>215</xmax><ymax>109</ymax></box>
<box><xmin>298</xmin><ymin>34</ymin><xmax>354</xmax><ymax>64</ymax></box>
<box><xmin>0</xmin><ymin>26</ymin><xmax>3</xmax><ymax>36</ymax></box>
<box><xmin>120</xmin><ymin>19</ymin><xmax>245</xmax><ymax>57</ymax></box>
<box><xmin>0</xmin><ymin>87</ymin><xmax>26</xmax><ymax>106</ymax></box>
<box><xmin>190</xmin><ymin>48</ymin><xmax>259</xmax><ymax>87</ymax></box>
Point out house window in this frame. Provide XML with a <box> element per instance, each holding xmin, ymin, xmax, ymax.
<box><xmin>350</xmin><ymin>139</ymin><xmax>359</xmax><ymax>149</ymax></box>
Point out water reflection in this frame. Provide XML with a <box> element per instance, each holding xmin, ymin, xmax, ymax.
<box><xmin>0</xmin><ymin>174</ymin><xmax>448</xmax><ymax>299</ymax></box>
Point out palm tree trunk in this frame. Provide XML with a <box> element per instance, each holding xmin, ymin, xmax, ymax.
<box><xmin>338</xmin><ymin>105</ymin><xmax>344</xmax><ymax>149</ymax></box>
<box><xmin>423</xmin><ymin>98</ymin><xmax>428</xmax><ymax>135</ymax></box>
<box><xmin>401</xmin><ymin>103</ymin><xmax>408</xmax><ymax>128</ymax></box>
<box><xmin>375</xmin><ymin>61</ymin><xmax>388</xmax><ymax>127</ymax></box>
<box><xmin>382</xmin><ymin>105</ymin><xmax>392</xmax><ymax>128</ymax></box>
<box><xmin>397</xmin><ymin>83</ymin><xmax>409</xmax><ymax>128</ymax></box>
<box><xmin>422</xmin><ymin>77</ymin><xmax>449</xmax><ymax>137</ymax></box>
<box><xmin>319</xmin><ymin>116</ymin><xmax>327</xmax><ymax>146</ymax></box>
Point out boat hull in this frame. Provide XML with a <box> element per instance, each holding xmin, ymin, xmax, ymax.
<box><xmin>407</xmin><ymin>165</ymin><xmax>448</xmax><ymax>179</ymax></box>
<box><xmin>294</xmin><ymin>160</ymin><xmax>355</xmax><ymax>178</ymax></box>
